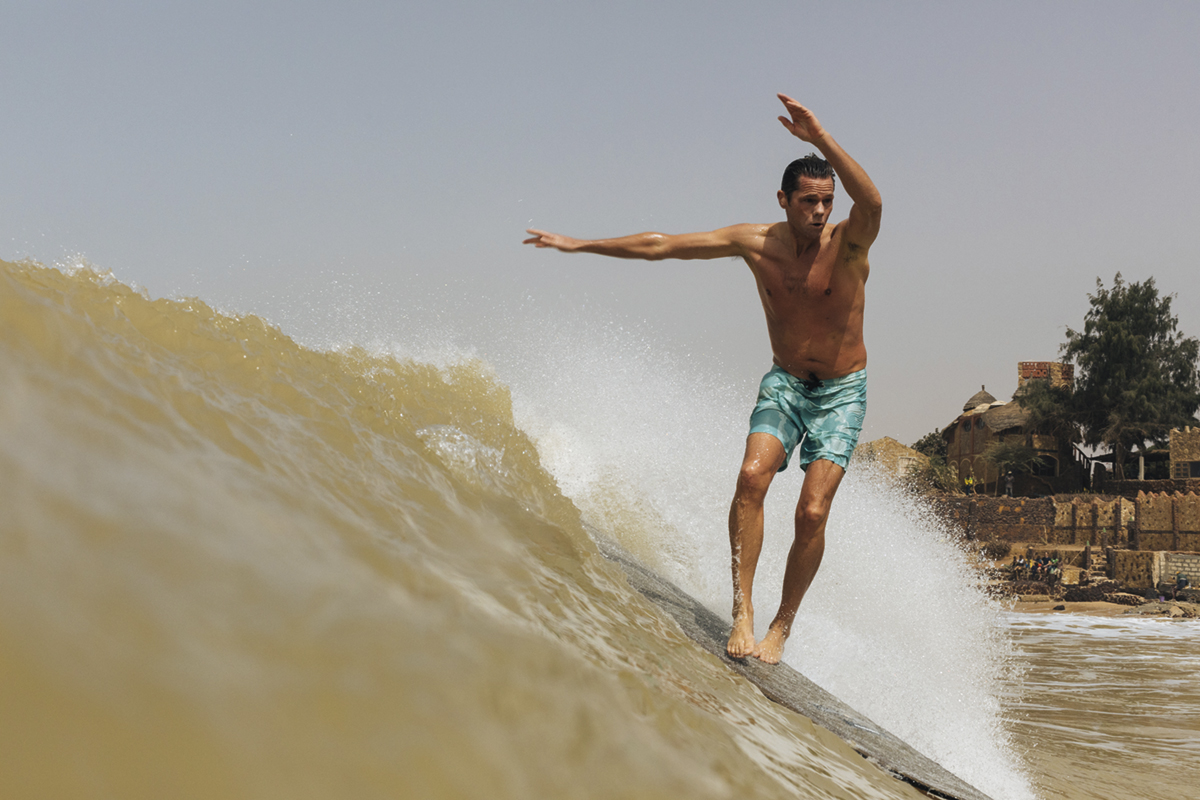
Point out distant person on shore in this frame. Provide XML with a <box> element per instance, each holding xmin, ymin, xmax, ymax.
<box><xmin>964</xmin><ymin>474</ymin><xmax>975</xmax><ymax>495</ymax></box>
<box><xmin>1013</xmin><ymin>555</ymin><xmax>1028</xmax><ymax>580</ymax></box>
<box><xmin>1032</xmin><ymin>557</ymin><xmax>1047</xmax><ymax>581</ymax></box>
<box><xmin>1005</xmin><ymin>471</ymin><xmax>1014</xmax><ymax>497</ymax></box>
<box><xmin>524</xmin><ymin>94</ymin><xmax>882</xmax><ymax>664</ymax></box>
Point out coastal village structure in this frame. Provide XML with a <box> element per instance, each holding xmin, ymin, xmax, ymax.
<box><xmin>932</xmin><ymin>491</ymin><xmax>1200</xmax><ymax>592</ymax></box>
<box><xmin>908</xmin><ymin>363</ymin><xmax>1200</xmax><ymax>597</ymax></box>
<box><xmin>942</xmin><ymin>362</ymin><xmax>1080</xmax><ymax>494</ymax></box>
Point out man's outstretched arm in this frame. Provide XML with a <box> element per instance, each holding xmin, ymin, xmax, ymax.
<box><xmin>523</xmin><ymin>226</ymin><xmax>754</xmax><ymax>261</ymax></box>
<box><xmin>777</xmin><ymin>94</ymin><xmax>881</xmax><ymax>250</ymax></box>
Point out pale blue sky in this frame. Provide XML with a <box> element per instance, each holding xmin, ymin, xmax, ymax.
<box><xmin>5</xmin><ymin>1</ymin><xmax>1200</xmax><ymax>444</ymax></box>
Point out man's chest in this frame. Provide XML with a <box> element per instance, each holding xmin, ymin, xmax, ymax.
<box><xmin>758</xmin><ymin>248</ymin><xmax>847</xmax><ymax>305</ymax></box>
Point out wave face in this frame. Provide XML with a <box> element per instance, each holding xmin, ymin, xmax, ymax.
<box><xmin>0</xmin><ymin>258</ymin><xmax>1031</xmax><ymax>799</ymax></box>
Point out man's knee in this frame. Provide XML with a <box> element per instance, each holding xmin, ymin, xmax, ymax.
<box><xmin>736</xmin><ymin>461</ymin><xmax>776</xmax><ymax>503</ymax></box>
<box><xmin>795</xmin><ymin>496</ymin><xmax>831</xmax><ymax>529</ymax></box>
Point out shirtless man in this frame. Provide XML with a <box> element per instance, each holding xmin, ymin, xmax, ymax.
<box><xmin>523</xmin><ymin>94</ymin><xmax>882</xmax><ymax>664</ymax></box>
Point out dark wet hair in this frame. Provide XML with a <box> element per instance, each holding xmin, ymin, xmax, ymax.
<box><xmin>781</xmin><ymin>154</ymin><xmax>835</xmax><ymax>197</ymax></box>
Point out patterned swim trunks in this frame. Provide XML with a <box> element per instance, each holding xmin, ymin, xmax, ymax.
<box><xmin>748</xmin><ymin>366</ymin><xmax>867</xmax><ymax>472</ymax></box>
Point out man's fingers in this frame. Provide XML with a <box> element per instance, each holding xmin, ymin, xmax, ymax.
<box><xmin>524</xmin><ymin>229</ymin><xmax>557</xmax><ymax>247</ymax></box>
<box><xmin>777</xmin><ymin>93</ymin><xmax>805</xmax><ymax>114</ymax></box>
<box><xmin>778</xmin><ymin>93</ymin><xmax>815</xmax><ymax>125</ymax></box>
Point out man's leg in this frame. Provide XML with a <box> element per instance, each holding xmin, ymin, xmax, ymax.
<box><xmin>726</xmin><ymin>433</ymin><xmax>786</xmax><ymax>658</ymax></box>
<box><xmin>753</xmin><ymin>458</ymin><xmax>845</xmax><ymax>664</ymax></box>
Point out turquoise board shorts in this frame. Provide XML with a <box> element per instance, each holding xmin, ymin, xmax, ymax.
<box><xmin>748</xmin><ymin>366</ymin><xmax>867</xmax><ymax>472</ymax></box>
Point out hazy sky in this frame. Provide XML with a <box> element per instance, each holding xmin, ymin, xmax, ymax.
<box><xmin>5</xmin><ymin>1</ymin><xmax>1200</xmax><ymax>445</ymax></box>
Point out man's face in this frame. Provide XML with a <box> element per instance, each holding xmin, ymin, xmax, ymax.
<box><xmin>777</xmin><ymin>177</ymin><xmax>835</xmax><ymax>239</ymax></box>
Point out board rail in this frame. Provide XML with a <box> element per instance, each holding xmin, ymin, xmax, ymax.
<box><xmin>597</xmin><ymin>537</ymin><xmax>997</xmax><ymax>800</ymax></box>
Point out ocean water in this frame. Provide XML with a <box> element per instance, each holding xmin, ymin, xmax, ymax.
<box><xmin>0</xmin><ymin>256</ymin><xmax>1066</xmax><ymax>799</ymax></box>
<box><xmin>1002</xmin><ymin>612</ymin><xmax>1200</xmax><ymax>800</ymax></box>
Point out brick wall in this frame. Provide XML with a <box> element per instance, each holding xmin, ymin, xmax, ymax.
<box><xmin>1165</xmin><ymin>553</ymin><xmax>1200</xmax><ymax>586</ymax></box>
<box><xmin>1112</xmin><ymin>551</ymin><xmax>1200</xmax><ymax>590</ymax></box>
<box><xmin>1017</xmin><ymin>361</ymin><xmax>1073</xmax><ymax>388</ymax></box>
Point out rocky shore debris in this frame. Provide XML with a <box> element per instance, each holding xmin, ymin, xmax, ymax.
<box><xmin>1122</xmin><ymin>600</ymin><xmax>1200</xmax><ymax>618</ymax></box>
<box><xmin>979</xmin><ymin>539</ymin><xmax>1200</xmax><ymax>617</ymax></box>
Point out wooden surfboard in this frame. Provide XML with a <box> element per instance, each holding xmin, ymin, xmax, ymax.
<box><xmin>597</xmin><ymin>537</ymin><xmax>997</xmax><ymax>800</ymax></box>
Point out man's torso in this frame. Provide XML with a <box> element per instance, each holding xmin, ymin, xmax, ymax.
<box><xmin>738</xmin><ymin>221</ymin><xmax>868</xmax><ymax>380</ymax></box>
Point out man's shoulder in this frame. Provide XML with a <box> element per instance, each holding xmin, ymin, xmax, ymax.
<box><xmin>735</xmin><ymin>222</ymin><xmax>788</xmax><ymax>248</ymax></box>
<box><xmin>705</xmin><ymin>222</ymin><xmax>776</xmax><ymax>256</ymax></box>
<box><xmin>723</xmin><ymin>222</ymin><xmax>775</xmax><ymax>239</ymax></box>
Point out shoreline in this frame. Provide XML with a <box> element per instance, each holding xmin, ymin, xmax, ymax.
<box><xmin>1008</xmin><ymin>599</ymin><xmax>1129</xmax><ymax>617</ymax></box>
<box><xmin>1007</xmin><ymin>597</ymin><xmax>1200</xmax><ymax>618</ymax></box>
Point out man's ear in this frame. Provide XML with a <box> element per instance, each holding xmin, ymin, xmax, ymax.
<box><xmin>777</xmin><ymin>189</ymin><xmax>788</xmax><ymax>209</ymax></box>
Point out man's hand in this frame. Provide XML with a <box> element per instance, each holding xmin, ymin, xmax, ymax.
<box><xmin>523</xmin><ymin>229</ymin><xmax>581</xmax><ymax>251</ymax></box>
<box><xmin>777</xmin><ymin>94</ymin><xmax>827</xmax><ymax>143</ymax></box>
<box><xmin>777</xmin><ymin>93</ymin><xmax>881</xmax><ymax>255</ymax></box>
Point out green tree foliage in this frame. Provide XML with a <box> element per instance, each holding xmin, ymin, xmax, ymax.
<box><xmin>1060</xmin><ymin>274</ymin><xmax>1200</xmax><ymax>479</ymax></box>
<box><xmin>910</xmin><ymin>429</ymin><xmax>947</xmax><ymax>459</ymax></box>
<box><xmin>905</xmin><ymin>429</ymin><xmax>955</xmax><ymax>493</ymax></box>
<box><xmin>1014</xmin><ymin>379</ymin><xmax>1078</xmax><ymax>446</ymax></box>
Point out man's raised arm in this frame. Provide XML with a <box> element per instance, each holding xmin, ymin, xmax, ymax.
<box><xmin>523</xmin><ymin>226</ymin><xmax>754</xmax><ymax>261</ymax></box>
<box><xmin>777</xmin><ymin>94</ymin><xmax>882</xmax><ymax>250</ymax></box>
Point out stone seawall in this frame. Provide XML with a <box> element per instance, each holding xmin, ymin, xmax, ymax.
<box><xmin>1095</xmin><ymin>477</ymin><xmax>1200</xmax><ymax>499</ymax></box>
<box><xmin>926</xmin><ymin>496</ymin><xmax>1054</xmax><ymax>542</ymax></box>
<box><xmin>1050</xmin><ymin>496</ymin><xmax>1133</xmax><ymax>548</ymax></box>
<box><xmin>1111</xmin><ymin>551</ymin><xmax>1200</xmax><ymax>590</ymax></box>
<box><xmin>928</xmin><ymin>492</ymin><xmax>1200</xmax><ymax>551</ymax></box>
<box><xmin>1133</xmin><ymin>492</ymin><xmax>1200</xmax><ymax>551</ymax></box>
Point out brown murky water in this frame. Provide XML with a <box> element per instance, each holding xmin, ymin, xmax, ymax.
<box><xmin>1003</xmin><ymin>612</ymin><xmax>1200</xmax><ymax>800</ymax></box>
<box><xmin>0</xmin><ymin>258</ymin><xmax>934</xmax><ymax>800</ymax></box>
<box><xmin>5</xmin><ymin>257</ymin><xmax>1193</xmax><ymax>800</ymax></box>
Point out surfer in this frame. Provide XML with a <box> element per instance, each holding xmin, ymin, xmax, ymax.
<box><xmin>523</xmin><ymin>94</ymin><xmax>881</xmax><ymax>664</ymax></box>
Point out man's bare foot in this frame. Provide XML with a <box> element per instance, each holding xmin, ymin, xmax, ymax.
<box><xmin>752</xmin><ymin>626</ymin><xmax>789</xmax><ymax>665</ymax></box>
<box><xmin>726</xmin><ymin>614</ymin><xmax>756</xmax><ymax>659</ymax></box>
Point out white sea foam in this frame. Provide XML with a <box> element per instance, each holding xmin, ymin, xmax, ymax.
<box><xmin>482</xmin><ymin>304</ymin><xmax>1037</xmax><ymax>800</ymax></box>
<box><xmin>259</xmin><ymin>276</ymin><xmax>1036</xmax><ymax>799</ymax></box>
